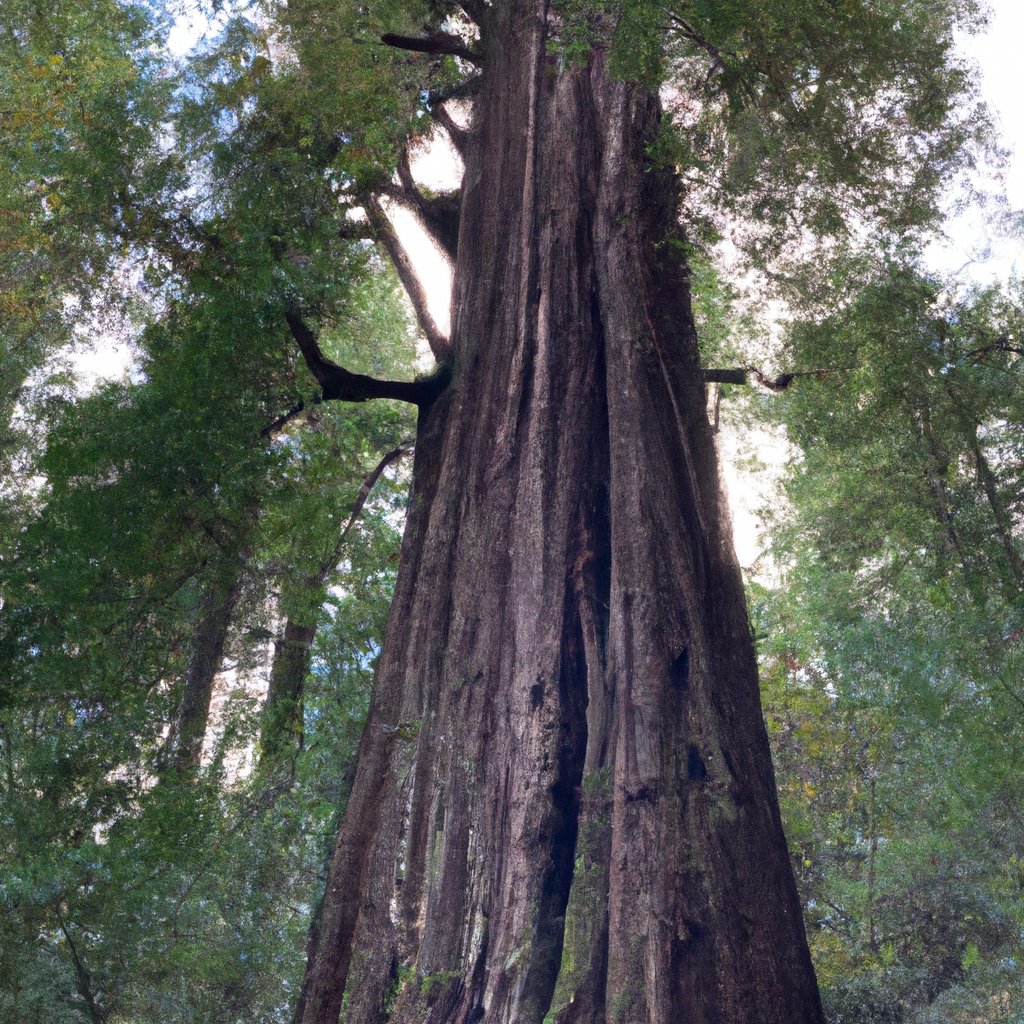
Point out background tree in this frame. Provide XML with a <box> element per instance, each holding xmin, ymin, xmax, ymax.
<box><xmin>0</xmin><ymin>3</ymin><xmax>418</xmax><ymax>1019</ymax></box>
<box><xmin>753</xmin><ymin>255</ymin><xmax>1024</xmax><ymax>1022</ymax></box>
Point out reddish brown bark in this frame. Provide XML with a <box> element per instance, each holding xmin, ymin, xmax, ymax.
<box><xmin>295</xmin><ymin>4</ymin><xmax>823</xmax><ymax>1022</ymax></box>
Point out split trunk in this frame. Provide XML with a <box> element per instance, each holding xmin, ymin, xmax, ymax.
<box><xmin>297</xmin><ymin>5</ymin><xmax>823</xmax><ymax>1022</ymax></box>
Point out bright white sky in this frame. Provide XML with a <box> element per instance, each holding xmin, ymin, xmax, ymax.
<box><xmin>924</xmin><ymin>0</ymin><xmax>1024</xmax><ymax>283</ymax></box>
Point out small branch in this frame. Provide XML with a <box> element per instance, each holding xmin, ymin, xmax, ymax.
<box><xmin>260</xmin><ymin>397</ymin><xmax>314</xmax><ymax>438</ymax></box>
<box><xmin>57</xmin><ymin>917</ymin><xmax>105</xmax><ymax>1024</ymax></box>
<box><xmin>321</xmin><ymin>441</ymin><xmax>415</xmax><ymax>579</ymax></box>
<box><xmin>364</xmin><ymin>196</ymin><xmax>452</xmax><ymax>360</ymax></box>
<box><xmin>376</xmin><ymin>180</ymin><xmax>461</xmax><ymax>256</ymax></box>
<box><xmin>284</xmin><ymin>310</ymin><xmax>448</xmax><ymax>406</ymax></box>
<box><xmin>396</xmin><ymin>146</ymin><xmax>418</xmax><ymax>195</ymax></box>
<box><xmin>383</xmin><ymin>148</ymin><xmax>461</xmax><ymax>260</ymax></box>
<box><xmin>662</xmin><ymin>8</ymin><xmax>727</xmax><ymax>75</ymax></box>
<box><xmin>337</xmin><ymin>219</ymin><xmax>377</xmax><ymax>243</ymax></box>
<box><xmin>380</xmin><ymin>31</ymin><xmax>482</xmax><ymax>66</ymax></box>
<box><xmin>962</xmin><ymin>337</ymin><xmax>1024</xmax><ymax>364</ymax></box>
<box><xmin>457</xmin><ymin>0</ymin><xmax>487</xmax><ymax>27</ymax></box>
<box><xmin>426</xmin><ymin>73</ymin><xmax>483</xmax><ymax>108</ymax></box>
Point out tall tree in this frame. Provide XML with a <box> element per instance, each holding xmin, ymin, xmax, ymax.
<box><xmin>0</xmin><ymin>0</ymin><xmax>996</xmax><ymax>1020</ymax></box>
<box><xmin>0</xmin><ymin>5</ymin><xmax>418</xmax><ymax>1016</ymax></box>
<box><xmin>269</xmin><ymin>2</ymin><xmax>988</xmax><ymax>1022</ymax></box>
<box><xmin>752</xmin><ymin>256</ymin><xmax>1024</xmax><ymax>1022</ymax></box>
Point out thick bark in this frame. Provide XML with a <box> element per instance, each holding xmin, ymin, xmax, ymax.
<box><xmin>296</xmin><ymin>5</ymin><xmax>822</xmax><ymax>1022</ymax></box>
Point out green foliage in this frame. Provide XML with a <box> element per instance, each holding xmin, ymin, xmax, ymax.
<box><xmin>553</xmin><ymin>0</ymin><xmax>992</xmax><ymax>257</ymax></box>
<box><xmin>0</xmin><ymin>0</ymin><xmax>420</xmax><ymax>1016</ymax></box>
<box><xmin>755</xmin><ymin>255</ymin><xmax>1024</xmax><ymax>1022</ymax></box>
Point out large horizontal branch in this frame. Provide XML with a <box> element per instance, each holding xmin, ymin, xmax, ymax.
<box><xmin>285</xmin><ymin>310</ymin><xmax>448</xmax><ymax>407</ymax></box>
<box><xmin>705</xmin><ymin>367</ymin><xmax>794</xmax><ymax>391</ymax></box>
<box><xmin>380</xmin><ymin>31</ymin><xmax>482</xmax><ymax>66</ymax></box>
<box><xmin>707</xmin><ymin>340</ymin><xmax>1022</xmax><ymax>396</ymax></box>
<box><xmin>705</xmin><ymin>365</ymin><xmax>853</xmax><ymax>391</ymax></box>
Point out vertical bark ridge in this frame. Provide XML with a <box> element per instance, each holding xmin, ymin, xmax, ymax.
<box><xmin>591</xmin><ymin>78</ymin><xmax>822</xmax><ymax>1023</ymax></box>
<box><xmin>294</xmin><ymin>397</ymin><xmax>457</xmax><ymax>1024</ymax></box>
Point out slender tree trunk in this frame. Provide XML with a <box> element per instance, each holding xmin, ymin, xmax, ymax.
<box><xmin>260</xmin><ymin>441</ymin><xmax>412</xmax><ymax>775</ymax></box>
<box><xmin>968</xmin><ymin>428</ymin><xmax>1024</xmax><ymax>592</ymax></box>
<box><xmin>296</xmin><ymin>6</ymin><xmax>822</xmax><ymax>1022</ymax></box>
<box><xmin>172</xmin><ymin>569</ymin><xmax>245</xmax><ymax>770</ymax></box>
<box><xmin>260</xmin><ymin>614</ymin><xmax>316</xmax><ymax>773</ymax></box>
<box><xmin>169</xmin><ymin>561</ymin><xmax>245</xmax><ymax>772</ymax></box>
<box><xmin>915</xmin><ymin>403</ymin><xmax>967</xmax><ymax>570</ymax></box>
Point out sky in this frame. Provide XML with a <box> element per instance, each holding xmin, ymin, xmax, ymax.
<box><xmin>924</xmin><ymin>0</ymin><xmax>1024</xmax><ymax>283</ymax></box>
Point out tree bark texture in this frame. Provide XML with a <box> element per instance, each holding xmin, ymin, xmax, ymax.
<box><xmin>296</xmin><ymin>5</ymin><xmax>823</xmax><ymax>1022</ymax></box>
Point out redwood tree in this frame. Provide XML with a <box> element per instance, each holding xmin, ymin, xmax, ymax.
<box><xmin>269</xmin><ymin>1</ymin><xmax>986</xmax><ymax>1021</ymax></box>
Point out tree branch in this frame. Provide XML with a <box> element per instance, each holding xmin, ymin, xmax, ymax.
<box><xmin>57</xmin><ymin>917</ymin><xmax>104</xmax><ymax>1024</ymax></box>
<box><xmin>376</xmin><ymin>180</ymin><xmax>461</xmax><ymax>258</ymax></box>
<box><xmin>325</xmin><ymin>441</ymin><xmax>415</xmax><ymax>575</ymax></box>
<box><xmin>457</xmin><ymin>0</ymin><xmax>487</xmax><ymax>27</ymax></box>
<box><xmin>284</xmin><ymin>310</ymin><xmax>449</xmax><ymax>406</ymax></box>
<box><xmin>390</xmin><ymin>148</ymin><xmax>462</xmax><ymax>260</ymax></box>
<box><xmin>962</xmin><ymin>337</ymin><xmax>1024</xmax><ymax>364</ymax></box>
<box><xmin>337</xmin><ymin>218</ymin><xmax>377</xmax><ymax>243</ymax></box>
<box><xmin>380</xmin><ymin>31</ymin><xmax>482</xmax><ymax>66</ymax></box>
<box><xmin>364</xmin><ymin>196</ymin><xmax>452</xmax><ymax>360</ymax></box>
<box><xmin>260</xmin><ymin>397</ymin><xmax>314</xmax><ymax>438</ymax></box>
<box><xmin>426</xmin><ymin>74</ymin><xmax>483</xmax><ymax>108</ymax></box>
<box><xmin>704</xmin><ymin>365</ymin><xmax>855</xmax><ymax>391</ymax></box>
<box><xmin>429</xmin><ymin>101</ymin><xmax>469</xmax><ymax>157</ymax></box>
<box><xmin>703</xmin><ymin>368</ymin><xmax>751</xmax><ymax>387</ymax></box>
<box><xmin>662</xmin><ymin>8</ymin><xmax>727</xmax><ymax>75</ymax></box>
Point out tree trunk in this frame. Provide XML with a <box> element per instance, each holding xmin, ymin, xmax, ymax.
<box><xmin>166</xmin><ymin>515</ymin><xmax>254</xmax><ymax>774</ymax></box>
<box><xmin>968</xmin><ymin>427</ymin><xmax>1024</xmax><ymax>593</ymax></box>
<box><xmin>296</xmin><ymin>6</ymin><xmax>823</xmax><ymax>1022</ymax></box>
<box><xmin>259</xmin><ymin>615</ymin><xmax>316</xmax><ymax>774</ymax></box>
<box><xmin>168</xmin><ymin>562</ymin><xmax>244</xmax><ymax>772</ymax></box>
